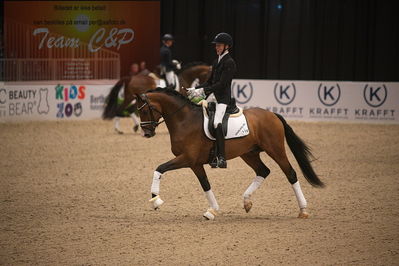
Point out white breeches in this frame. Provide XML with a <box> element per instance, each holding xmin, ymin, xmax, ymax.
<box><xmin>165</xmin><ymin>71</ymin><xmax>175</xmax><ymax>86</ymax></box>
<box><xmin>214</xmin><ymin>103</ymin><xmax>227</xmax><ymax>128</ymax></box>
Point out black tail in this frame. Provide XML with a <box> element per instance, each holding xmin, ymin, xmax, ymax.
<box><xmin>275</xmin><ymin>113</ymin><xmax>325</xmax><ymax>187</ymax></box>
<box><xmin>102</xmin><ymin>79</ymin><xmax>124</xmax><ymax>120</ymax></box>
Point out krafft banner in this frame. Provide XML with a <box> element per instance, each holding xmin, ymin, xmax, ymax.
<box><xmin>0</xmin><ymin>83</ymin><xmax>110</xmax><ymax>122</ymax></box>
<box><xmin>231</xmin><ymin>80</ymin><xmax>399</xmax><ymax>124</ymax></box>
<box><xmin>4</xmin><ymin>1</ymin><xmax>160</xmax><ymax>77</ymax></box>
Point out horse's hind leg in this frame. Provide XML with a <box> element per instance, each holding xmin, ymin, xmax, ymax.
<box><xmin>240</xmin><ymin>151</ymin><xmax>271</xmax><ymax>213</ymax></box>
<box><xmin>264</xmin><ymin>144</ymin><xmax>309</xmax><ymax>218</ymax></box>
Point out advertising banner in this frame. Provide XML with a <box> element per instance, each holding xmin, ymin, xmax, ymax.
<box><xmin>4</xmin><ymin>1</ymin><xmax>160</xmax><ymax>78</ymax></box>
<box><xmin>0</xmin><ymin>82</ymin><xmax>110</xmax><ymax>122</ymax></box>
<box><xmin>1</xmin><ymin>80</ymin><xmax>398</xmax><ymax>124</ymax></box>
<box><xmin>231</xmin><ymin>80</ymin><xmax>399</xmax><ymax>124</ymax></box>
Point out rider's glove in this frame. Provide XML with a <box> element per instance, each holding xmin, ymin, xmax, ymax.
<box><xmin>187</xmin><ymin>87</ymin><xmax>204</xmax><ymax>100</ymax></box>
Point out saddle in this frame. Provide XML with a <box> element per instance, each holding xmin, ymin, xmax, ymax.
<box><xmin>206</xmin><ymin>98</ymin><xmax>240</xmax><ymax>138</ymax></box>
<box><xmin>200</xmin><ymin>98</ymin><xmax>249</xmax><ymax>168</ymax></box>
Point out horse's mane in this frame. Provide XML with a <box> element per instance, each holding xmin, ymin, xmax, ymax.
<box><xmin>176</xmin><ymin>61</ymin><xmax>208</xmax><ymax>74</ymax></box>
<box><xmin>148</xmin><ymin>87</ymin><xmax>202</xmax><ymax>110</ymax></box>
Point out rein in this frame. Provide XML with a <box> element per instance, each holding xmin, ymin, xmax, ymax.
<box><xmin>137</xmin><ymin>94</ymin><xmax>187</xmax><ymax>129</ymax></box>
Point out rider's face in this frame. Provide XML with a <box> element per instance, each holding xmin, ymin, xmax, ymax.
<box><xmin>215</xmin><ymin>43</ymin><xmax>227</xmax><ymax>55</ymax></box>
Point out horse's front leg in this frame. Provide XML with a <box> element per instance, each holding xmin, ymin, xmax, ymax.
<box><xmin>149</xmin><ymin>155</ymin><xmax>189</xmax><ymax>210</ymax></box>
<box><xmin>191</xmin><ymin>165</ymin><xmax>220</xmax><ymax>220</ymax></box>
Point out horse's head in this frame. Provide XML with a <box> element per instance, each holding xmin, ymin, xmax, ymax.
<box><xmin>135</xmin><ymin>93</ymin><xmax>162</xmax><ymax>138</ymax></box>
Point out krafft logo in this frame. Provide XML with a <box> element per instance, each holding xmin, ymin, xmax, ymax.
<box><xmin>363</xmin><ymin>84</ymin><xmax>387</xmax><ymax>107</ymax></box>
<box><xmin>231</xmin><ymin>81</ymin><xmax>253</xmax><ymax>104</ymax></box>
<box><xmin>355</xmin><ymin>84</ymin><xmax>394</xmax><ymax>121</ymax></box>
<box><xmin>55</xmin><ymin>84</ymin><xmax>85</xmax><ymax>118</ymax></box>
<box><xmin>274</xmin><ymin>82</ymin><xmax>296</xmax><ymax>105</ymax></box>
<box><xmin>318</xmin><ymin>83</ymin><xmax>341</xmax><ymax>106</ymax></box>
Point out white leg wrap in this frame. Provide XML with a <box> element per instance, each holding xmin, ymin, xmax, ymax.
<box><xmin>205</xmin><ymin>190</ymin><xmax>219</xmax><ymax>211</ymax></box>
<box><xmin>131</xmin><ymin>113</ymin><xmax>139</xmax><ymax>125</ymax></box>
<box><xmin>243</xmin><ymin>176</ymin><xmax>265</xmax><ymax>199</ymax></box>
<box><xmin>292</xmin><ymin>181</ymin><xmax>307</xmax><ymax>209</ymax></box>
<box><xmin>151</xmin><ymin>171</ymin><xmax>162</xmax><ymax>195</ymax></box>
<box><xmin>114</xmin><ymin>117</ymin><xmax>121</xmax><ymax>130</ymax></box>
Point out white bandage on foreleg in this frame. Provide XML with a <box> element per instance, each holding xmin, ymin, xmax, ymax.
<box><xmin>151</xmin><ymin>171</ymin><xmax>162</xmax><ymax>195</ymax></box>
<box><xmin>292</xmin><ymin>181</ymin><xmax>307</xmax><ymax>209</ymax></box>
<box><xmin>205</xmin><ymin>190</ymin><xmax>219</xmax><ymax>211</ymax></box>
<box><xmin>114</xmin><ymin>117</ymin><xmax>120</xmax><ymax>129</ymax></box>
<box><xmin>131</xmin><ymin>113</ymin><xmax>140</xmax><ymax>125</ymax></box>
<box><xmin>243</xmin><ymin>176</ymin><xmax>265</xmax><ymax>199</ymax></box>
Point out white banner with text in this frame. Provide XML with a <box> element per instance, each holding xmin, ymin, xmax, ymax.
<box><xmin>231</xmin><ymin>80</ymin><xmax>399</xmax><ymax>124</ymax></box>
<box><xmin>0</xmin><ymin>83</ymin><xmax>109</xmax><ymax>122</ymax></box>
<box><xmin>1</xmin><ymin>80</ymin><xmax>398</xmax><ymax>123</ymax></box>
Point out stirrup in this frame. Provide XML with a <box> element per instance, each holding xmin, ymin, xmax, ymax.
<box><xmin>210</xmin><ymin>157</ymin><xmax>218</xmax><ymax>168</ymax></box>
<box><xmin>217</xmin><ymin>156</ymin><xmax>227</xmax><ymax>168</ymax></box>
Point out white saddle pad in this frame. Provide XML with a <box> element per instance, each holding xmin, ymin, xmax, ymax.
<box><xmin>200</xmin><ymin>101</ymin><xmax>250</xmax><ymax>140</ymax></box>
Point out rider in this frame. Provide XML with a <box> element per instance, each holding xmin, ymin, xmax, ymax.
<box><xmin>188</xmin><ymin>32</ymin><xmax>236</xmax><ymax>168</ymax></box>
<box><xmin>160</xmin><ymin>33</ymin><xmax>177</xmax><ymax>88</ymax></box>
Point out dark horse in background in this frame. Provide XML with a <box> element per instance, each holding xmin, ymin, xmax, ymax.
<box><xmin>175</xmin><ymin>62</ymin><xmax>211</xmax><ymax>92</ymax></box>
<box><xmin>135</xmin><ymin>88</ymin><xmax>324</xmax><ymax>220</ymax></box>
<box><xmin>102</xmin><ymin>62</ymin><xmax>211</xmax><ymax>123</ymax></box>
<box><xmin>102</xmin><ymin>75</ymin><xmax>157</xmax><ymax>133</ymax></box>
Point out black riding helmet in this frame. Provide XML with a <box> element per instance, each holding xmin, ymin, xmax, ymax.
<box><xmin>212</xmin><ymin>32</ymin><xmax>233</xmax><ymax>47</ymax></box>
<box><xmin>162</xmin><ymin>34</ymin><xmax>174</xmax><ymax>41</ymax></box>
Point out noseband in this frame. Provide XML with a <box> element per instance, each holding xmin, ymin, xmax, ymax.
<box><xmin>137</xmin><ymin>94</ymin><xmax>163</xmax><ymax>130</ymax></box>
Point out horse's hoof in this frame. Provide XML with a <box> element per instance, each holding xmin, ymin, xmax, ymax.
<box><xmin>133</xmin><ymin>125</ymin><xmax>139</xmax><ymax>133</ymax></box>
<box><xmin>243</xmin><ymin>198</ymin><xmax>253</xmax><ymax>213</ymax></box>
<box><xmin>149</xmin><ymin>195</ymin><xmax>164</xmax><ymax>210</ymax></box>
<box><xmin>115</xmin><ymin>128</ymin><xmax>123</xmax><ymax>134</ymax></box>
<box><xmin>203</xmin><ymin>208</ymin><xmax>218</xmax><ymax>220</ymax></box>
<box><xmin>298</xmin><ymin>208</ymin><xmax>309</xmax><ymax>219</ymax></box>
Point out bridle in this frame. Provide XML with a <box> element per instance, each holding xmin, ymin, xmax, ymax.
<box><xmin>136</xmin><ymin>93</ymin><xmax>186</xmax><ymax>131</ymax></box>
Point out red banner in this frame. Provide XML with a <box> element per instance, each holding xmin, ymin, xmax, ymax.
<box><xmin>4</xmin><ymin>1</ymin><xmax>160</xmax><ymax>79</ymax></box>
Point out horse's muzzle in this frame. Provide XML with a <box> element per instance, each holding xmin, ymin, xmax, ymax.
<box><xmin>143</xmin><ymin>129</ymin><xmax>156</xmax><ymax>138</ymax></box>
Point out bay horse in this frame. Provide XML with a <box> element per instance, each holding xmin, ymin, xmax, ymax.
<box><xmin>102</xmin><ymin>63</ymin><xmax>211</xmax><ymax>132</ymax></box>
<box><xmin>102</xmin><ymin>74</ymin><xmax>156</xmax><ymax>133</ymax></box>
<box><xmin>176</xmin><ymin>62</ymin><xmax>211</xmax><ymax>90</ymax></box>
<box><xmin>135</xmin><ymin>88</ymin><xmax>324</xmax><ymax>220</ymax></box>
<box><xmin>153</xmin><ymin>62</ymin><xmax>211</xmax><ymax>94</ymax></box>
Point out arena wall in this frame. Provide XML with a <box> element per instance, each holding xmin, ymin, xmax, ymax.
<box><xmin>0</xmin><ymin>80</ymin><xmax>398</xmax><ymax>123</ymax></box>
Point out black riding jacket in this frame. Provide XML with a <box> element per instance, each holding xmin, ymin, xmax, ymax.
<box><xmin>198</xmin><ymin>53</ymin><xmax>236</xmax><ymax>105</ymax></box>
<box><xmin>160</xmin><ymin>45</ymin><xmax>175</xmax><ymax>72</ymax></box>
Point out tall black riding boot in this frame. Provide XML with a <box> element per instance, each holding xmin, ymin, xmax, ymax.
<box><xmin>215</xmin><ymin>124</ymin><xmax>227</xmax><ymax>168</ymax></box>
